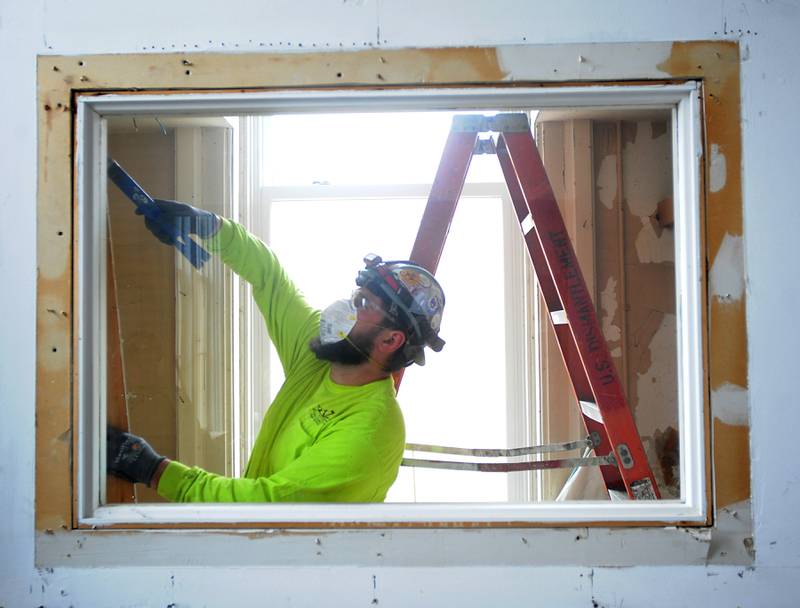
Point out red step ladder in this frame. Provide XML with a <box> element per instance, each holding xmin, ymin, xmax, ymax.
<box><xmin>407</xmin><ymin>113</ymin><xmax>659</xmax><ymax>500</ymax></box>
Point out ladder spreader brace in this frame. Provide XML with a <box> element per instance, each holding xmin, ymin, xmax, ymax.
<box><xmin>402</xmin><ymin>114</ymin><xmax>660</xmax><ymax>500</ymax></box>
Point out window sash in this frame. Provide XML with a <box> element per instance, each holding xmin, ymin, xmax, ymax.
<box><xmin>77</xmin><ymin>83</ymin><xmax>705</xmax><ymax>525</ymax></box>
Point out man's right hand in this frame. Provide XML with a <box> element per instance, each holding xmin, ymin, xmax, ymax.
<box><xmin>137</xmin><ymin>199</ymin><xmax>220</xmax><ymax>246</ymax></box>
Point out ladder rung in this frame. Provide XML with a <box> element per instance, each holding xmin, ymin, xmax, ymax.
<box><xmin>579</xmin><ymin>400</ymin><xmax>603</xmax><ymax>423</ymax></box>
<box><xmin>402</xmin><ymin>454</ymin><xmax>615</xmax><ymax>473</ymax></box>
<box><xmin>520</xmin><ymin>213</ymin><xmax>535</xmax><ymax>235</ymax></box>
<box><xmin>550</xmin><ymin>309</ymin><xmax>568</xmax><ymax>325</ymax></box>
<box><xmin>405</xmin><ymin>437</ymin><xmax>592</xmax><ymax>458</ymax></box>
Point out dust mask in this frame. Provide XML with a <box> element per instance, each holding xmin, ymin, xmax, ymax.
<box><xmin>319</xmin><ymin>299</ymin><xmax>358</xmax><ymax>344</ymax></box>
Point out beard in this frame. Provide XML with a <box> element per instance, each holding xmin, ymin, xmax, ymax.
<box><xmin>309</xmin><ymin>325</ymin><xmax>382</xmax><ymax>365</ymax></box>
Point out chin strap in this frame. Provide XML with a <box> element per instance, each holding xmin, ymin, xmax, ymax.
<box><xmin>343</xmin><ymin>335</ymin><xmax>389</xmax><ymax>373</ymax></box>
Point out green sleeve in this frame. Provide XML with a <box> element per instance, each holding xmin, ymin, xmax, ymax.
<box><xmin>157</xmin><ymin>413</ymin><xmax>402</xmax><ymax>503</ymax></box>
<box><xmin>205</xmin><ymin>218</ymin><xmax>319</xmax><ymax>374</ymax></box>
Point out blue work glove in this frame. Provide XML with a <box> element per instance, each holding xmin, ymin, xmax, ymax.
<box><xmin>106</xmin><ymin>426</ymin><xmax>166</xmax><ymax>487</ymax></box>
<box><xmin>137</xmin><ymin>199</ymin><xmax>220</xmax><ymax>246</ymax></box>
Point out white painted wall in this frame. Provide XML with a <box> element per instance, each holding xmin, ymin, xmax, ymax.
<box><xmin>2</xmin><ymin>1</ymin><xmax>798</xmax><ymax>605</ymax></box>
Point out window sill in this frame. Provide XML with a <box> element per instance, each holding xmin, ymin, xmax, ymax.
<box><xmin>39</xmin><ymin>515</ymin><xmax>723</xmax><ymax>568</ymax></box>
<box><xmin>83</xmin><ymin>500</ymin><xmax>706</xmax><ymax>527</ymax></box>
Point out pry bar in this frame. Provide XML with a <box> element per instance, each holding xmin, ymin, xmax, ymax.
<box><xmin>107</xmin><ymin>159</ymin><xmax>210</xmax><ymax>269</ymax></box>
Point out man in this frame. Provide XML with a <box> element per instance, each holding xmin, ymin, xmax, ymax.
<box><xmin>107</xmin><ymin>199</ymin><xmax>445</xmax><ymax>503</ymax></box>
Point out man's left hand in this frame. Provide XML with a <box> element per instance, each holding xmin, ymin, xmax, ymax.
<box><xmin>107</xmin><ymin>427</ymin><xmax>166</xmax><ymax>487</ymax></box>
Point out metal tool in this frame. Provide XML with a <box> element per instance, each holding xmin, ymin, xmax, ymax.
<box><xmin>107</xmin><ymin>159</ymin><xmax>210</xmax><ymax>269</ymax></box>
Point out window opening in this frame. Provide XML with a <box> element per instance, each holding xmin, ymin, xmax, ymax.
<box><xmin>78</xmin><ymin>84</ymin><xmax>704</xmax><ymax>525</ymax></box>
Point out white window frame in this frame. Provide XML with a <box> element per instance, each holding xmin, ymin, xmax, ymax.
<box><xmin>77</xmin><ymin>83</ymin><xmax>704</xmax><ymax>526</ymax></box>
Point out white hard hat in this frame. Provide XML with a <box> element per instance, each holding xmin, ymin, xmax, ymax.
<box><xmin>356</xmin><ymin>254</ymin><xmax>445</xmax><ymax>366</ymax></box>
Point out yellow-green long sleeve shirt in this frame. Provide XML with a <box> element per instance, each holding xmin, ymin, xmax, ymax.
<box><xmin>157</xmin><ymin>219</ymin><xmax>405</xmax><ymax>503</ymax></box>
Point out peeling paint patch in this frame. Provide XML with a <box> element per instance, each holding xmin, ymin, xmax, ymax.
<box><xmin>711</xmin><ymin>383</ymin><xmax>749</xmax><ymax>426</ymax></box>
<box><xmin>683</xmin><ymin>526</ymin><xmax>712</xmax><ymax>543</ymax></box>
<box><xmin>711</xmin><ymin>299</ymin><xmax>748</xmax><ymax>388</ymax></box>
<box><xmin>414</xmin><ymin>47</ymin><xmax>507</xmax><ymax>84</ymax></box>
<box><xmin>497</xmin><ymin>42</ymin><xmax>674</xmax><ymax>81</ymax></box>
<box><xmin>636</xmin><ymin>313</ymin><xmax>678</xmax><ymax>433</ymax></box>
<box><xmin>710</xmin><ymin>233</ymin><xmax>745</xmax><ymax>302</ymax></box>
<box><xmin>709</xmin><ymin>499</ymin><xmax>754</xmax><ymax>565</ymax></box>
<box><xmin>634</xmin><ymin>216</ymin><xmax>675</xmax><ymax>263</ymax></box>
<box><xmin>709</xmin><ymin>143</ymin><xmax>727</xmax><ymax>193</ymax></box>
<box><xmin>623</xmin><ymin>121</ymin><xmax>672</xmax><ymax>218</ymax></box>
<box><xmin>600</xmin><ymin>276</ymin><xmax>621</xmax><ymax>344</ymax></box>
<box><xmin>596</xmin><ymin>154</ymin><xmax>617</xmax><ymax>209</ymax></box>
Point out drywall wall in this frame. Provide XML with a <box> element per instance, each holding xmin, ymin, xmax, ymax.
<box><xmin>2</xmin><ymin>1</ymin><xmax>799</xmax><ymax>606</ymax></box>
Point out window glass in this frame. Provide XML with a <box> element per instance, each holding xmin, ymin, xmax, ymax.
<box><xmin>103</xmin><ymin>107</ymin><xmax>681</xmax><ymax>508</ymax></box>
<box><xmin>262</xmin><ymin>112</ymin><xmax>504</xmax><ymax>186</ymax></box>
<box><xmin>268</xmin><ymin>195</ymin><xmax>510</xmax><ymax>502</ymax></box>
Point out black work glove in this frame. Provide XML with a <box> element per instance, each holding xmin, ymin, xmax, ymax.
<box><xmin>136</xmin><ymin>198</ymin><xmax>220</xmax><ymax>246</ymax></box>
<box><xmin>106</xmin><ymin>426</ymin><xmax>166</xmax><ymax>486</ymax></box>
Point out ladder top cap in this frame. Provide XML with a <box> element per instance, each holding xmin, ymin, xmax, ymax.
<box><xmin>452</xmin><ymin>113</ymin><xmax>530</xmax><ymax>133</ymax></box>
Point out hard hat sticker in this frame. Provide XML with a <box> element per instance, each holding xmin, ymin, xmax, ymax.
<box><xmin>398</xmin><ymin>269</ymin><xmax>431</xmax><ymax>289</ymax></box>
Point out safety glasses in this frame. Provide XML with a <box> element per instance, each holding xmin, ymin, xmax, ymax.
<box><xmin>351</xmin><ymin>288</ymin><xmax>384</xmax><ymax>314</ymax></box>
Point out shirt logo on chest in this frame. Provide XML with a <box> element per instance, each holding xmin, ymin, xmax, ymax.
<box><xmin>310</xmin><ymin>404</ymin><xmax>336</xmax><ymax>425</ymax></box>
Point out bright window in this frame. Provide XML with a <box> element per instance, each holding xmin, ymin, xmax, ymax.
<box><xmin>258</xmin><ymin>112</ymin><xmax>521</xmax><ymax>501</ymax></box>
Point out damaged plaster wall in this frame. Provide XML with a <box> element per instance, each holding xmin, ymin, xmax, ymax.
<box><xmin>2</xmin><ymin>1</ymin><xmax>800</xmax><ymax>607</ymax></box>
<box><xmin>537</xmin><ymin>116</ymin><xmax>679</xmax><ymax>499</ymax></box>
<box><xmin>590</xmin><ymin>118</ymin><xmax>681</xmax><ymax>498</ymax></box>
<box><xmin>618</xmin><ymin>120</ymin><xmax>679</xmax><ymax>497</ymax></box>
